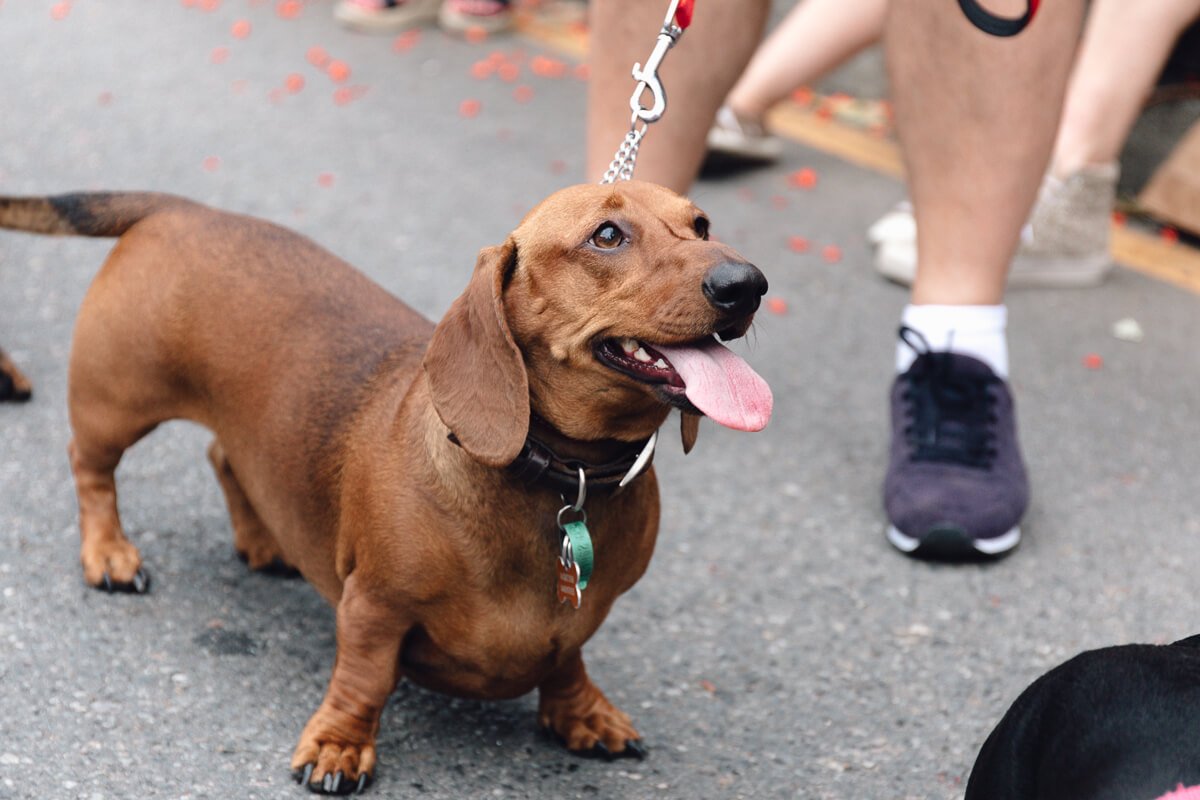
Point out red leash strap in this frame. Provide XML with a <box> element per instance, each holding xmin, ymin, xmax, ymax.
<box><xmin>674</xmin><ymin>0</ymin><xmax>694</xmax><ymax>30</ymax></box>
<box><xmin>957</xmin><ymin>0</ymin><xmax>1038</xmax><ymax>37</ymax></box>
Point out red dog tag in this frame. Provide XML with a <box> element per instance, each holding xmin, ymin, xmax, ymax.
<box><xmin>556</xmin><ymin>557</ymin><xmax>582</xmax><ymax>609</ymax></box>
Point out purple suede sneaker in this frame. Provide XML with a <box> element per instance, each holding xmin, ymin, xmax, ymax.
<box><xmin>884</xmin><ymin>327</ymin><xmax>1028</xmax><ymax>560</ymax></box>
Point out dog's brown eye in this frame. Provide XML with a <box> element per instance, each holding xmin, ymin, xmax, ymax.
<box><xmin>590</xmin><ymin>222</ymin><xmax>624</xmax><ymax>250</ymax></box>
<box><xmin>694</xmin><ymin>216</ymin><xmax>710</xmax><ymax>240</ymax></box>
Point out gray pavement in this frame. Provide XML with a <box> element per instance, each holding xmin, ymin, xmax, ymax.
<box><xmin>2</xmin><ymin>3</ymin><xmax>1200</xmax><ymax>799</ymax></box>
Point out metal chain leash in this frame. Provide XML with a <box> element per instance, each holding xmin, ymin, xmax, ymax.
<box><xmin>599</xmin><ymin>0</ymin><xmax>694</xmax><ymax>185</ymax></box>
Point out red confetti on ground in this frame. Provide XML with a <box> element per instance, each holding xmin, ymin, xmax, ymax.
<box><xmin>1082</xmin><ymin>353</ymin><xmax>1103</xmax><ymax>370</ymax></box>
<box><xmin>97</xmin><ymin>91</ymin><xmax>113</xmax><ymax>106</ymax></box>
<box><xmin>393</xmin><ymin>30</ymin><xmax>421</xmax><ymax>51</ymax></box>
<box><xmin>770</xmin><ymin>194</ymin><xmax>788</xmax><ymax>209</ymax></box>
<box><xmin>699</xmin><ymin>679</ymin><xmax>717</xmax><ymax>694</ymax></box>
<box><xmin>267</xmin><ymin>87</ymin><xmax>285</xmax><ymax>105</ymax></box>
<box><xmin>549</xmin><ymin>159</ymin><xmax>567</xmax><ymax>174</ymax></box>
<box><xmin>1161</xmin><ymin>226</ymin><xmax>1180</xmax><ymax>244</ymax></box>
<box><xmin>210</xmin><ymin>46</ymin><xmax>230</xmax><ymax>64</ymax></box>
<box><xmin>459</xmin><ymin>98</ymin><xmax>482</xmax><ymax>118</ymax></box>
<box><xmin>573</xmin><ymin>63</ymin><xmax>590</xmax><ymax>81</ymax></box>
<box><xmin>766</xmin><ymin>297</ymin><xmax>788</xmax><ymax>315</ymax></box>
<box><xmin>199</xmin><ymin>0</ymin><xmax>220</xmax><ymax>10</ymax></box>
<box><xmin>497</xmin><ymin>62</ymin><xmax>520</xmax><ymax>82</ymax></box>
<box><xmin>815</xmin><ymin>104</ymin><xmax>834</xmax><ymax>121</ymax></box>
<box><xmin>231</xmin><ymin>19</ymin><xmax>252</xmax><ymax>39</ymax></box>
<box><xmin>470</xmin><ymin>60</ymin><xmax>494</xmax><ymax>79</ymax></box>
<box><xmin>787</xmin><ymin>235</ymin><xmax>809</xmax><ymax>254</ymax></box>
<box><xmin>464</xmin><ymin>25</ymin><xmax>489</xmax><ymax>44</ymax></box>
<box><xmin>822</xmin><ymin>244</ymin><xmax>843</xmax><ymax>263</ymax></box>
<box><xmin>276</xmin><ymin>0</ymin><xmax>302</xmax><ymax>18</ymax></box>
<box><xmin>530</xmin><ymin>55</ymin><xmax>567</xmax><ymax>78</ymax></box>
<box><xmin>789</xmin><ymin>168</ymin><xmax>817</xmax><ymax>189</ymax></box>
<box><xmin>285</xmin><ymin>73</ymin><xmax>305</xmax><ymax>93</ymax></box>
<box><xmin>513</xmin><ymin>85</ymin><xmax>534</xmax><ymax>103</ymax></box>
<box><xmin>317</xmin><ymin>173</ymin><xmax>335</xmax><ymax>188</ymax></box>
<box><xmin>202</xmin><ymin>156</ymin><xmax>222</xmax><ymax>172</ymax></box>
<box><xmin>50</xmin><ymin>2</ymin><xmax>71</xmax><ymax>20</ymax></box>
<box><xmin>306</xmin><ymin>46</ymin><xmax>330</xmax><ymax>68</ymax></box>
<box><xmin>327</xmin><ymin>60</ymin><xmax>351</xmax><ymax>83</ymax></box>
<box><xmin>1111</xmin><ymin>210</ymin><xmax>1127</xmax><ymax>227</ymax></box>
<box><xmin>333</xmin><ymin>85</ymin><xmax>369</xmax><ymax>106</ymax></box>
<box><xmin>791</xmin><ymin>86</ymin><xmax>814</xmax><ymax>106</ymax></box>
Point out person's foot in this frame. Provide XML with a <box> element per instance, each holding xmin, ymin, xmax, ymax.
<box><xmin>438</xmin><ymin>0</ymin><xmax>514</xmax><ymax>35</ymax></box>
<box><xmin>872</xmin><ymin>163</ymin><xmax>1119</xmax><ymax>288</ymax></box>
<box><xmin>884</xmin><ymin>328</ymin><xmax>1028</xmax><ymax>560</ymax></box>
<box><xmin>334</xmin><ymin>0</ymin><xmax>442</xmax><ymax>32</ymax></box>
<box><xmin>705</xmin><ymin>105</ymin><xmax>783</xmax><ymax>164</ymax></box>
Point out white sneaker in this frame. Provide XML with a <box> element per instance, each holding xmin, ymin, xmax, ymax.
<box><xmin>334</xmin><ymin>0</ymin><xmax>441</xmax><ymax>33</ymax></box>
<box><xmin>706</xmin><ymin>105</ymin><xmax>783</xmax><ymax>163</ymax></box>
<box><xmin>871</xmin><ymin>163</ymin><xmax>1119</xmax><ymax>288</ymax></box>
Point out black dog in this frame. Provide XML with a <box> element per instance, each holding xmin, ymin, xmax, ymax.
<box><xmin>966</xmin><ymin>635</ymin><xmax>1200</xmax><ymax>800</ymax></box>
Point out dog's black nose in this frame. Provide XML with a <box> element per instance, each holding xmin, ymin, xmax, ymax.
<box><xmin>702</xmin><ymin>262</ymin><xmax>768</xmax><ymax>316</ymax></box>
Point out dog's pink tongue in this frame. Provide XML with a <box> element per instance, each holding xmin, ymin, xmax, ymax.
<box><xmin>654</xmin><ymin>339</ymin><xmax>772</xmax><ymax>431</ymax></box>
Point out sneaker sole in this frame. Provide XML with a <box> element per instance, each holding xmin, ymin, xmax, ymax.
<box><xmin>886</xmin><ymin>523</ymin><xmax>1020</xmax><ymax>561</ymax></box>
<box><xmin>874</xmin><ymin>242</ymin><xmax>1112</xmax><ymax>289</ymax></box>
<box><xmin>705</xmin><ymin>126</ymin><xmax>782</xmax><ymax>163</ymax></box>
<box><xmin>334</xmin><ymin>0</ymin><xmax>441</xmax><ymax>32</ymax></box>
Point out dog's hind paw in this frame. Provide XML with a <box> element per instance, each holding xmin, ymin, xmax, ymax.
<box><xmin>291</xmin><ymin>735</ymin><xmax>375</xmax><ymax>795</ymax></box>
<box><xmin>99</xmin><ymin>568</ymin><xmax>151</xmax><ymax>594</ymax></box>
<box><xmin>537</xmin><ymin>682</ymin><xmax>644</xmax><ymax>759</ymax></box>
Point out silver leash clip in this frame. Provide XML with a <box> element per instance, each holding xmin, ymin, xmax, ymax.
<box><xmin>628</xmin><ymin>16</ymin><xmax>682</xmax><ymax>125</ymax></box>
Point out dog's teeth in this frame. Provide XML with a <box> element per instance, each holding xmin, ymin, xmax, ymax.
<box><xmin>654</xmin><ymin>358</ymin><xmax>668</xmax><ymax>369</ymax></box>
<box><xmin>633</xmin><ymin>347</ymin><xmax>652</xmax><ymax>363</ymax></box>
<box><xmin>620</xmin><ymin>338</ymin><xmax>639</xmax><ymax>354</ymax></box>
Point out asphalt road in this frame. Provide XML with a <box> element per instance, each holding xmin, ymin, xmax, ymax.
<box><xmin>2</xmin><ymin>2</ymin><xmax>1199</xmax><ymax>799</ymax></box>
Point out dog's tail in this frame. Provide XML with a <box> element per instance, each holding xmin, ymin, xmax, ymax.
<box><xmin>0</xmin><ymin>192</ymin><xmax>189</xmax><ymax>238</ymax></box>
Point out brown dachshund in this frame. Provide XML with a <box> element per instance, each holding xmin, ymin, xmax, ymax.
<box><xmin>0</xmin><ymin>182</ymin><xmax>772</xmax><ymax>794</ymax></box>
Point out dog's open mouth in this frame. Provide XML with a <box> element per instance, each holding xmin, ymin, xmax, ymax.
<box><xmin>595</xmin><ymin>336</ymin><xmax>773</xmax><ymax>432</ymax></box>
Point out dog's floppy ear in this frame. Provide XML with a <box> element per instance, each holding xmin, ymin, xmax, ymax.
<box><xmin>681</xmin><ymin>412</ymin><xmax>700</xmax><ymax>454</ymax></box>
<box><xmin>424</xmin><ymin>240</ymin><xmax>529</xmax><ymax>467</ymax></box>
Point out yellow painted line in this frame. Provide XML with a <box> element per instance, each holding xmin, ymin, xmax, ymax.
<box><xmin>516</xmin><ymin>13</ymin><xmax>1200</xmax><ymax>296</ymax></box>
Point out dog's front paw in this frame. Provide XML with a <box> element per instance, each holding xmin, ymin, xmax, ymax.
<box><xmin>291</xmin><ymin>716</ymin><xmax>376</xmax><ymax>795</ymax></box>
<box><xmin>538</xmin><ymin>685</ymin><xmax>645</xmax><ymax>760</ymax></box>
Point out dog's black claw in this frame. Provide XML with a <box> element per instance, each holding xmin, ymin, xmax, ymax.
<box><xmin>131</xmin><ymin>569</ymin><xmax>150</xmax><ymax>594</ymax></box>
<box><xmin>95</xmin><ymin>568</ymin><xmax>151</xmax><ymax>594</ymax></box>
<box><xmin>593</xmin><ymin>741</ymin><xmax>613</xmax><ymax>761</ymax></box>
<box><xmin>296</xmin><ymin>763</ymin><xmax>314</xmax><ymax>787</ymax></box>
<box><xmin>100</xmin><ymin>573</ymin><xmax>114</xmax><ymax>593</ymax></box>
<box><xmin>322</xmin><ymin>773</ymin><xmax>334</xmax><ymax>793</ymax></box>
<box><xmin>334</xmin><ymin>771</ymin><xmax>347</xmax><ymax>794</ymax></box>
<box><xmin>355</xmin><ymin>774</ymin><xmax>369</xmax><ymax>794</ymax></box>
<box><xmin>624</xmin><ymin>739</ymin><xmax>648</xmax><ymax>759</ymax></box>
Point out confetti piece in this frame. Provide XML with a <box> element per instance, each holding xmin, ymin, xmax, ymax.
<box><xmin>770</xmin><ymin>194</ymin><xmax>788</xmax><ymax>209</ymax></box>
<box><xmin>821</xmin><ymin>244</ymin><xmax>842</xmax><ymax>263</ymax></box>
<box><xmin>199</xmin><ymin>0</ymin><xmax>220</xmax><ymax>10</ymax></box>
<box><xmin>231</xmin><ymin>19</ymin><xmax>252</xmax><ymax>39</ymax></box>
<box><xmin>787</xmin><ymin>236</ymin><xmax>809</xmax><ymax>254</ymax></box>
<box><xmin>766</xmin><ymin>297</ymin><xmax>788</xmax><ymax>315</ymax></box>
<box><xmin>1111</xmin><ymin>210</ymin><xmax>1127</xmax><ymax>227</ymax></box>
<box><xmin>276</xmin><ymin>0</ymin><xmax>302</xmax><ymax>18</ymax></box>
<box><xmin>699</xmin><ymin>679</ymin><xmax>717</xmax><ymax>694</ymax></box>
<box><xmin>50</xmin><ymin>1</ymin><xmax>71</xmax><ymax>20</ymax></box>
<box><xmin>327</xmin><ymin>60</ymin><xmax>351</xmax><ymax>83</ymax></box>
<box><xmin>210</xmin><ymin>46</ymin><xmax>230</xmax><ymax>64</ymax></box>
<box><xmin>470</xmin><ymin>61</ymin><xmax>494</xmax><ymax>79</ymax></box>
<box><xmin>267</xmin><ymin>87</ymin><xmax>285</xmax><ymax>105</ymax></box>
<box><xmin>513</xmin><ymin>85</ymin><xmax>534</xmax><ymax>103</ymax></box>
<box><xmin>791</xmin><ymin>86</ymin><xmax>814</xmax><ymax>106</ymax></box>
<box><xmin>788</xmin><ymin>168</ymin><xmax>817</xmax><ymax>189</ymax></box>
<box><xmin>1161</xmin><ymin>226</ymin><xmax>1180</xmax><ymax>244</ymax></box>
<box><xmin>497</xmin><ymin>62</ymin><xmax>520</xmax><ymax>82</ymax></box>
<box><xmin>317</xmin><ymin>173</ymin><xmax>335</xmax><ymax>188</ymax></box>
<box><xmin>392</xmin><ymin>30</ymin><xmax>421</xmax><ymax>51</ymax></box>
<box><xmin>306</xmin><ymin>45</ymin><xmax>330</xmax><ymax>68</ymax></box>
<box><xmin>1082</xmin><ymin>353</ymin><xmax>1103</xmax><ymax>370</ymax></box>
<box><xmin>459</xmin><ymin>98</ymin><xmax>481</xmax><ymax>118</ymax></box>
<box><xmin>1112</xmin><ymin>317</ymin><xmax>1144</xmax><ymax>343</ymax></box>
<box><xmin>530</xmin><ymin>55</ymin><xmax>567</xmax><ymax>78</ymax></box>
<box><xmin>202</xmin><ymin>156</ymin><xmax>222</xmax><ymax>172</ymax></box>
<box><xmin>97</xmin><ymin>91</ymin><xmax>113</xmax><ymax>106</ymax></box>
<box><xmin>464</xmin><ymin>25</ymin><xmax>489</xmax><ymax>44</ymax></box>
<box><xmin>815</xmin><ymin>104</ymin><xmax>834</xmax><ymax>121</ymax></box>
<box><xmin>284</xmin><ymin>73</ymin><xmax>305</xmax><ymax>93</ymax></box>
<box><xmin>333</xmin><ymin>85</ymin><xmax>368</xmax><ymax>106</ymax></box>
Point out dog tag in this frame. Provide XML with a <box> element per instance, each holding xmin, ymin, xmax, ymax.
<box><xmin>556</xmin><ymin>556</ymin><xmax>582</xmax><ymax>609</ymax></box>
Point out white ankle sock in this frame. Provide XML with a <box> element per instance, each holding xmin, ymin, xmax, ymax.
<box><xmin>896</xmin><ymin>304</ymin><xmax>1009</xmax><ymax>378</ymax></box>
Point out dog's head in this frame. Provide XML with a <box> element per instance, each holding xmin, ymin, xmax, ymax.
<box><xmin>423</xmin><ymin>181</ymin><xmax>772</xmax><ymax>467</ymax></box>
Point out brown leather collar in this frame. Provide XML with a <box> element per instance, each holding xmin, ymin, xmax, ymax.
<box><xmin>448</xmin><ymin>421</ymin><xmax>654</xmax><ymax>497</ymax></box>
